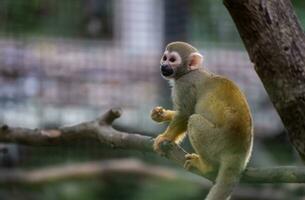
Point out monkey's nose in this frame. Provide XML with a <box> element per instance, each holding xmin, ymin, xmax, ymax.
<box><xmin>161</xmin><ymin>64</ymin><xmax>174</xmax><ymax>77</ymax></box>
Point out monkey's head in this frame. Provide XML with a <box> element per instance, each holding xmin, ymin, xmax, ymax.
<box><xmin>160</xmin><ymin>42</ymin><xmax>203</xmax><ymax>79</ymax></box>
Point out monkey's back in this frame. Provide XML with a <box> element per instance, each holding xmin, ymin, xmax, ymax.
<box><xmin>197</xmin><ymin>75</ymin><xmax>252</xmax><ymax>130</ymax></box>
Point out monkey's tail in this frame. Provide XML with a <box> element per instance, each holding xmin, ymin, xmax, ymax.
<box><xmin>205</xmin><ymin>162</ymin><xmax>242</xmax><ymax>200</ymax></box>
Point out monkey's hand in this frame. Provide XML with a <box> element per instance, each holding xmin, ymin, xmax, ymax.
<box><xmin>151</xmin><ymin>106</ymin><xmax>175</xmax><ymax>123</ymax></box>
<box><xmin>151</xmin><ymin>107</ymin><xmax>167</xmax><ymax>123</ymax></box>
<box><xmin>153</xmin><ymin>134</ymin><xmax>173</xmax><ymax>155</ymax></box>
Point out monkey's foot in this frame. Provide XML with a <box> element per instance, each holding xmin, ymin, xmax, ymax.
<box><xmin>184</xmin><ymin>153</ymin><xmax>212</xmax><ymax>174</ymax></box>
<box><xmin>184</xmin><ymin>153</ymin><xmax>200</xmax><ymax>170</ymax></box>
<box><xmin>153</xmin><ymin>134</ymin><xmax>172</xmax><ymax>155</ymax></box>
<box><xmin>151</xmin><ymin>106</ymin><xmax>167</xmax><ymax>123</ymax></box>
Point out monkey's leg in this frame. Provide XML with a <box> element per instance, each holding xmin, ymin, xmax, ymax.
<box><xmin>151</xmin><ymin>106</ymin><xmax>176</xmax><ymax>123</ymax></box>
<box><xmin>185</xmin><ymin>114</ymin><xmax>216</xmax><ymax>174</ymax></box>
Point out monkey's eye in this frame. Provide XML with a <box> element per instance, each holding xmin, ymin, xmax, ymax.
<box><xmin>169</xmin><ymin>57</ymin><xmax>176</xmax><ymax>62</ymax></box>
<box><xmin>163</xmin><ymin>55</ymin><xmax>167</xmax><ymax>61</ymax></box>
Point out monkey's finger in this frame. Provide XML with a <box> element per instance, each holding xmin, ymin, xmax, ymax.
<box><xmin>151</xmin><ymin>112</ymin><xmax>162</xmax><ymax>118</ymax></box>
<box><xmin>185</xmin><ymin>153</ymin><xmax>199</xmax><ymax>160</ymax></box>
<box><xmin>151</xmin><ymin>107</ymin><xmax>159</xmax><ymax>114</ymax></box>
<box><xmin>151</xmin><ymin>116</ymin><xmax>163</xmax><ymax>123</ymax></box>
<box><xmin>154</xmin><ymin>107</ymin><xmax>165</xmax><ymax>115</ymax></box>
<box><xmin>183</xmin><ymin>160</ymin><xmax>192</xmax><ymax>170</ymax></box>
<box><xmin>153</xmin><ymin>145</ymin><xmax>165</xmax><ymax>156</ymax></box>
<box><xmin>153</xmin><ymin>140</ymin><xmax>164</xmax><ymax>154</ymax></box>
<box><xmin>151</xmin><ymin>112</ymin><xmax>166</xmax><ymax>123</ymax></box>
<box><xmin>153</xmin><ymin>135</ymin><xmax>170</xmax><ymax>156</ymax></box>
<box><xmin>185</xmin><ymin>154</ymin><xmax>193</xmax><ymax>160</ymax></box>
<box><xmin>151</xmin><ymin>107</ymin><xmax>160</xmax><ymax>115</ymax></box>
<box><xmin>154</xmin><ymin>106</ymin><xmax>163</xmax><ymax>110</ymax></box>
<box><xmin>152</xmin><ymin>106</ymin><xmax>163</xmax><ymax>113</ymax></box>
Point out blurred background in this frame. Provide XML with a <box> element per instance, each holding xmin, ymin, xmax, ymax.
<box><xmin>0</xmin><ymin>0</ymin><xmax>305</xmax><ymax>199</ymax></box>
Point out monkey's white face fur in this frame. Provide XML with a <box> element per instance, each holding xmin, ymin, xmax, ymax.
<box><xmin>160</xmin><ymin>50</ymin><xmax>182</xmax><ymax>79</ymax></box>
<box><xmin>160</xmin><ymin>50</ymin><xmax>203</xmax><ymax>79</ymax></box>
<box><xmin>161</xmin><ymin>50</ymin><xmax>182</xmax><ymax>66</ymax></box>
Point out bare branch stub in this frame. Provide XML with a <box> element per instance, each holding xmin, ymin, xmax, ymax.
<box><xmin>98</xmin><ymin>108</ymin><xmax>122</xmax><ymax>125</ymax></box>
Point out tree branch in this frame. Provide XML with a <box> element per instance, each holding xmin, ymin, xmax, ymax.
<box><xmin>0</xmin><ymin>158</ymin><xmax>289</xmax><ymax>200</ymax></box>
<box><xmin>0</xmin><ymin>108</ymin><xmax>304</xmax><ymax>183</ymax></box>
<box><xmin>0</xmin><ymin>158</ymin><xmax>192</xmax><ymax>186</ymax></box>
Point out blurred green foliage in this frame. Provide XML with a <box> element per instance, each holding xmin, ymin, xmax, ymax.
<box><xmin>292</xmin><ymin>0</ymin><xmax>305</xmax><ymax>25</ymax></box>
<box><xmin>190</xmin><ymin>0</ymin><xmax>241</xmax><ymax>45</ymax></box>
<box><xmin>0</xmin><ymin>0</ymin><xmax>113</xmax><ymax>38</ymax></box>
<box><xmin>134</xmin><ymin>179</ymin><xmax>204</xmax><ymax>200</ymax></box>
<box><xmin>0</xmin><ymin>0</ymin><xmax>305</xmax><ymax>41</ymax></box>
<box><xmin>1</xmin><ymin>0</ymin><xmax>304</xmax><ymax>42</ymax></box>
<box><xmin>190</xmin><ymin>0</ymin><xmax>305</xmax><ymax>46</ymax></box>
<box><xmin>0</xmin><ymin>170</ymin><xmax>207</xmax><ymax>200</ymax></box>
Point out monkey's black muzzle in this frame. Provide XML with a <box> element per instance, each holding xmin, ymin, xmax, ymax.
<box><xmin>160</xmin><ymin>64</ymin><xmax>174</xmax><ymax>77</ymax></box>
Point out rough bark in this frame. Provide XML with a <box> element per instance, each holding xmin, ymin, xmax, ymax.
<box><xmin>0</xmin><ymin>108</ymin><xmax>305</xmax><ymax>183</ymax></box>
<box><xmin>223</xmin><ymin>0</ymin><xmax>305</xmax><ymax>160</ymax></box>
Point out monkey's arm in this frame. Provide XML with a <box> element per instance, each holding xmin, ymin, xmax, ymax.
<box><xmin>153</xmin><ymin>113</ymin><xmax>188</xmax><ymax>153</ymax></box>
<box><xmin>163</xmin><ymin>113</ymin><xmax>188</xmax><ymax>140</ymax></box>
<box><xmin>151</xmin><ymin>106</ymin><xmax>176</xmax><ymax>123</ymax></box>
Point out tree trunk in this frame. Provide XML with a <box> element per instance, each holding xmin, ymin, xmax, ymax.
<box><xmin>223</xmin><ymin>0</ymin><xmax>305</xmax><ymax>160</ymax></box>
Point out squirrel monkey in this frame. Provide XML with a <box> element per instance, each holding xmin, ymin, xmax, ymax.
<box><xmin>151</xmin><ymin>42</ymin><xmax>253</xmax><ymax>200</ymax></box>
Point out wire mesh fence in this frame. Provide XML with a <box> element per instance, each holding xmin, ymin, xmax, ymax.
<box><xmin>0</xmin><ymin>0</ymin><xmax>289</xmax><ymax>165</ymax></box>
<box><xmin>0</xmin><ymin>0</ymin><xmax>304</xmax><ymax>199</ymax></box>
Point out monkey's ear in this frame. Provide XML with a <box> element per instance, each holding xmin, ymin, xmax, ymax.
<box><xmin>188</xmin><ymin>52</ymin><xmax>203</xmax><ymax>70</ymax></box>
